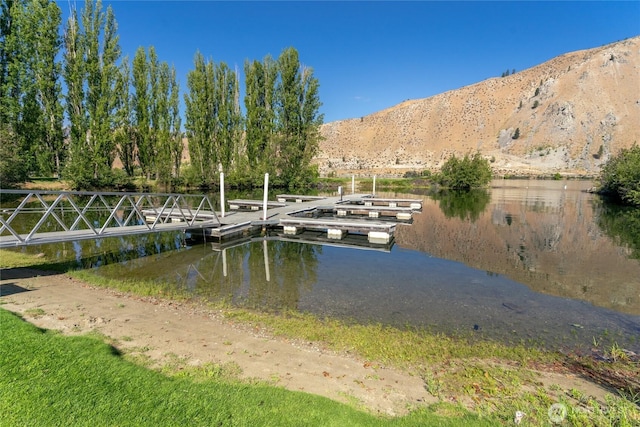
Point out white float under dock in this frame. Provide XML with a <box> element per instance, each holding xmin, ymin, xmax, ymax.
<box><xmin>333</xmin><ymin>204</ymin><xmax>416</xmax><ymax>220</ymax></box>
<box><xmin>279</xmin><ymin>217</ymin><xmax>396</xmax><ymax>244</ymax></box>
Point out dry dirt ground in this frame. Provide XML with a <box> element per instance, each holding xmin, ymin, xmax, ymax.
<box><xmin>0</xmin><ymin>268</ymin><xmax>611</xmax><ymax>417</ymax></box>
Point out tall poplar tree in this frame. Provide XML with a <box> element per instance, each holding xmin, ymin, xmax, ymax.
<box><xmin>244</xmin><ymin>56</ymin><xmax>276</xmax><ymax>177</ymax></box>
<box><xmin>185</xmin><ymin>54</ymin><xmax>243</xmax><ymax>185</ymax></box>
<box><xmin>168</xmin><ymin>66</ymin><xmax>182</xmax><ymax>181</ymax></box>
<box><xmin>184</xmin><ymin>51</ymin><xmax>216</xmax><ymax>184</ymax></box>
<box><xmin>26</xmin><ymin>0</ymin><xmax>64</xmax><ymax>177</ymax></box>
<box><xmin>132</xmin><ymin>46</ymin><xmax>152</xmax><ymax>179</ymax></box>
<box><xmin>114</xmin><ymin>56</ymin><xmax>136</xmax><ymax>176</ymax></box>
<box><xmin>0</xmin><ymin>0</ymin><xmax>63</xmax><ymax>183</ymax></box>
<box><xmin>0</xmin><ymin>1</ymin><xmax>27</xmax><ymax>187</ymax></box>
<box><xmin>131</xmin><ymin>46</ymin><xmax>180</xmax><ymax>183</ymax></box>
<box><xmin>87</xmin><ymin>1</ymin><xmax>120</xmax><ymax>176</ymax></box>
<box><xmin>62</xmin><ymin>5</ymin><xmax>88</xmax><ymax>184</ymax></box>
<box><xmin>274</xmin><ymin>47</ymin><xmax>322</xmax><ymax>186</ymax></box>
<box><xmin>214</xmin><ymin>62</ymin><xmax>242</xmax><ymax>174</ymax></box>
<box><xmin>63</xmin><ymin>0</ymin><xmax>121</xmax><ymax>188</ymax></box>
<box><xmin>0</xmin><ymin>0</ymin><xmax>23</xmax><ymax>133</ymax></box>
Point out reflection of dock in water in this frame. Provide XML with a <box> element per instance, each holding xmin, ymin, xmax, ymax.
<box><xmin>202</xmin><ymin>231</ymin><xmax>395</xmax><ymax>253</ymax></box>
<box><xmin>176</xmin><ymin>231</ymin><xmax>394</xmax><ymax>300</ymax></box>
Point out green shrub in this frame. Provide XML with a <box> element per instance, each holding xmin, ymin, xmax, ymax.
<box><xmin>111</xmin><ymin>168</ymin><xmax>136</xmax><ymax>190</ymax></box>
<box><xmin>180</xmin><ymin>164</ymin><xmax>204</xmax><ymax>188</ymax></box>
<box><xmin>438</xmin><ymin>153</ymin><xmax>493</xmax><ymax>191</ymax></box>
<box><xmin>599</xmin><ymin>145</ymin><xmax>640</xmax><ymax>206</ymax></box>
<box><xmin>403</xmin><ymin>170</ymin><xmax>420</xmax><ymax>178</ymax></box>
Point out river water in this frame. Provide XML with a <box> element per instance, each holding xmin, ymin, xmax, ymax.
<box><xmin>4</xmin><ymin>180</ymin><xmax>639</xmax><ymax>353</ymax></box>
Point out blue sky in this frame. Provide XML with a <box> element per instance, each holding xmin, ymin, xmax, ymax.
<box><xmin>58</xmin><ymin>1</ymin><xmax>640</xmax><ymax>123</ymax></box>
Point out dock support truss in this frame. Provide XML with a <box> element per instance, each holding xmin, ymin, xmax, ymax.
<box><xmin>0</xmin><ymin>190</ymin><xmax>220</xmax><ymax>248</ymax></box>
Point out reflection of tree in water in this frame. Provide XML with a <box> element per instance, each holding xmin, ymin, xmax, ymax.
<box><xmin>433</xmin><ymin>189</ymin><xmax>490</xmax><ymax>222</ymax></box>
<box><xmin>596</xmin><ymin>202</ymin><xmax>640</xmax><ymax>260</ymax></box>
<box><xmin>246</xmin><ymin>241</ymin><xmax>321</xmax><ymax>312</ymax></box>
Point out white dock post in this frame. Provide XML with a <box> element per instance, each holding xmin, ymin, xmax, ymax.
<box><xmin>352</xmin><ymin>175</ymin><xmax>355</xmax><ymax>194</ymax></box>
<box><xmin>373</xmin><ymin>175</ymin><xmax>376</xmax><ymax>196</ymax></box>
<box><xmin>263</xmin><ymin>173</ymin><xmax>269</xmax><ymax>220</ymax></box>
<box><xmin>220</xmin><ymin>172</ymin><xmax>225</xmax><ymax>218</ymax></box>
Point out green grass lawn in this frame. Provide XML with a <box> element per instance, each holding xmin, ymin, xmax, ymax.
<box><xmin>0</xmin><ymin>308</ymin><xmax>492</xmax><ymax>427</ymax></box>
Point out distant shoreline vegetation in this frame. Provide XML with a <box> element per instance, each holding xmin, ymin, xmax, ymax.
<box><xmin>597</xmin><ymin>145</ymin><xmax>640</xmax><ymax>207</ymax></box>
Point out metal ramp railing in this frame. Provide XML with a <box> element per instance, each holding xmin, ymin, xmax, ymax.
<box><xmin>0</xmin><ymin>190</ymin><xmax>220</xmax><ymax>248</ymax></box>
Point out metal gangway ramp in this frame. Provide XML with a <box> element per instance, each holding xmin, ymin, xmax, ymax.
<box><xmin>0</xmin><ymin>190</ymin><xmax>220</xmax><ymax>248</ymax></box>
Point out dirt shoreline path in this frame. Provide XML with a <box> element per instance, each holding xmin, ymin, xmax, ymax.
<box><xmin>1</xmin><ymin>268</ymin><xmax>435</xmax><ymax>416</ymax></box>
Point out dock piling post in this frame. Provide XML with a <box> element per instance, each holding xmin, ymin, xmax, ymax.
<box><xmin>220</xmin><ymin>172</ymin><xmax>225</xmax><ymax>218</ymax></box>
<box><xmin>263</xmin><ymin>173</ymin><xmax>269</xmax><ymax>220</ymax></box>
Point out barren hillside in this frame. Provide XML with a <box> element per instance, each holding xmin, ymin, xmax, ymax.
<box><xmin>317</xmin><ymin>36</ymin><xmax>640</xmax><ymax>177</ymax></box>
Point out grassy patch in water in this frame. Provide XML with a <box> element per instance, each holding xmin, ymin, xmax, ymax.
<box><xmin>0</xmin><ymin>249</ymin><xmax>72</xmax><ymax>272</ymax></box>
<box><xmin>70</xmin><ymin>268</ymin><xmax>192</xmax><ymax>301</ymax></box>
<box><xmin>224</xmin><ymin>309</ymin><xmax>549</xmax><ymax>366</ymax></box>
<box><xmin>0</xmin><ymin>250</ymin><xmax>52</xmax><ymax>269</ymax></box>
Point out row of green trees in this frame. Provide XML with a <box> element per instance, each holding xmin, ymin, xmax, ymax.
<box><xmin>0</xmin><ymin>0</ymin><xmax>322</xmax><ymax>189</ymax></box>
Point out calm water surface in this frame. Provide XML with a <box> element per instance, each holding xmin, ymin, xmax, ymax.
<box><xmin>5</xmin><ymin>180</ymin><xmax>640</xmax><ymax>353</ymax></box>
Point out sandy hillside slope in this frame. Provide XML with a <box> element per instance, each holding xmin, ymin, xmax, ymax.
<box><xmin>318</xmin><ymin>36</ymin><xmax>640</xmax><ymax>177</ymax></box>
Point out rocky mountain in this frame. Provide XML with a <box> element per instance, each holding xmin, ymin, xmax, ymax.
<box><xmin>317</xmin><ymin>36</ymin><xmax>640</xmax><ymax>177</ymax></box>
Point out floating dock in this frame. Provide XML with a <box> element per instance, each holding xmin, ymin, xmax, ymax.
<box><xmin>181</xmin><ymin>194</ymin><xmax>421</xmax><ymax>246</ymax></box>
